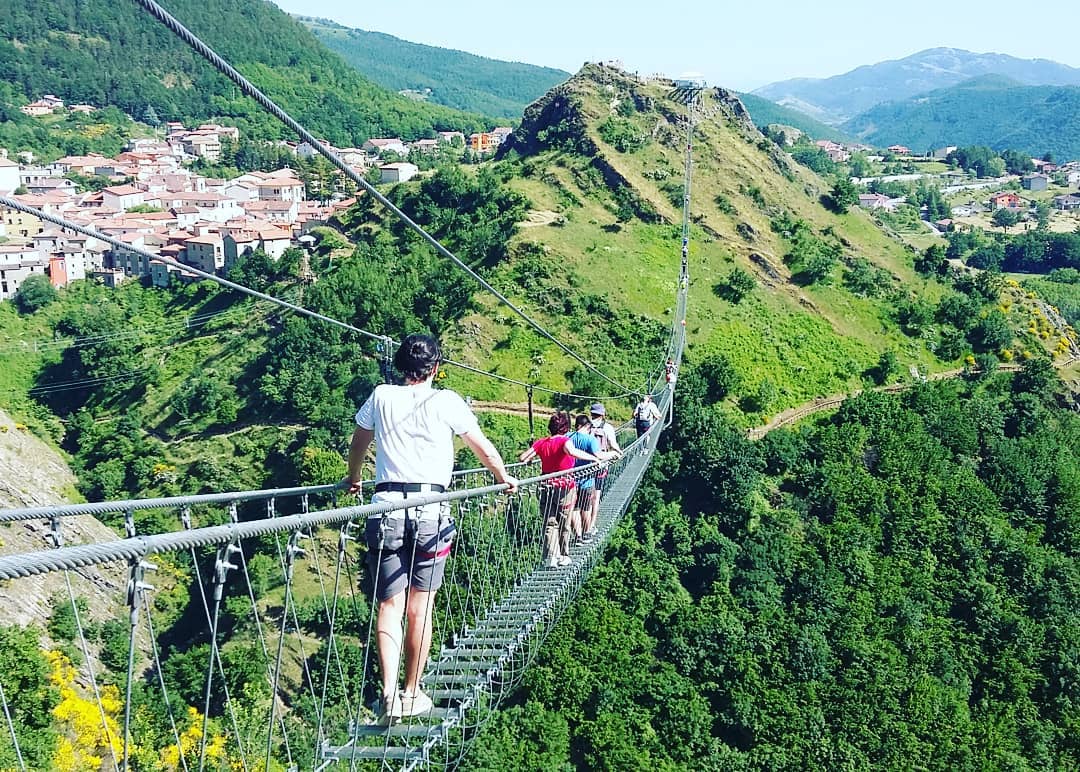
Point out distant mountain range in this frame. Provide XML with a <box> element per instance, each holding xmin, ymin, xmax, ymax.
<box><xmin>843</xmin><ymin>75</ymin><xmax>1080</xmax><ymax>160</ymax></box>
<box><xmin>735</xmin><ymin>92</ymin><xmax>850</xmax><ymax>142</ymax></box>
<box><xmin>754</xmin><ymin>48</ymin><xmax>1080</xmax><ymax>125</ymax></box>
<box><xmin>296</xmin><ymin>16</ymin><xmax>569</xmax><ymax>119</ymax></box>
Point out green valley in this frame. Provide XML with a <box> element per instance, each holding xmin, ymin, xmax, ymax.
<box><xmin>843</xmin><ymin>75</ymin><xmax>1080</xmax><ymax>160</ymax></box>
<box><xmin>298</xmin><ymin>16</ymin><xmax>570</xmax><ymax>120</ymax></box>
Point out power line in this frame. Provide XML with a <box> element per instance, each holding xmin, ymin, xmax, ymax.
<box><xmin>129</xmin><ymin>0</ymin><xmax>635</xmax><ymax>397</ymax></box>
<box><xmin>0</xmin><ymin>196</ymin><xmax>639</xmax><ymax>401</ymax></box>
<box><xmin>0</xmin><ymin>301</ymin><xmax>278</xmax><ymax>355</ymax></box>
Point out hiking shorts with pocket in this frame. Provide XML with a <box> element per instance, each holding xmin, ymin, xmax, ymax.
<box><xmin>365</xmin><ymin>495</ymin><xmax>455</xmax><ymax>602</ymax></box>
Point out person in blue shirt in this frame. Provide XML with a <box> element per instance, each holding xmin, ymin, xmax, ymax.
<box><xmin>567</xmin><ymin>414</ymin><xmax>608</xmax><ymax>543</ymax></box>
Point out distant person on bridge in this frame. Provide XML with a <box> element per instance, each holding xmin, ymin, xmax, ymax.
<box><xmin>633</xmin><ymin>394</ymin><xmax>663</xmax><ymax>453</ymax></box>
<box><xmin>519</xmin><ymin>411</ymin><xmax>602</xmax><ymax>567</ymax></box>
<box><xmin>584</xmin><ymin>403</ymin><xmax>623</xmax><ymax>540</ymax></box>
<box><xmin>665</xmin><ymin>359</ymin><xmax>677</xmax><ymax>389</ymax></box>
<box><xmin>346</xmin><ymin>333</ymin><xmax>518</xmax><ymax>722</ymax></box>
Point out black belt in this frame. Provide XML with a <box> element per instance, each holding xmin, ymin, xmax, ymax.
<box><xmin>374</xmin><ymin>482</ymin><xmax>446</xmax><ymax>494</ymax></box>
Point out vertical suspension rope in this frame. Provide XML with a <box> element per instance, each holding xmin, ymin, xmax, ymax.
<box><xmin>123</xmin><ymin>559</ymin><xmax>151</xmax><ymax>771</ymax></box>
<box><xmin>382</xmin><ymin>337</ymin><xmax>397</xmax><ymax>385</ymax></box>
<box><xmin>314</xmin><ymin>523</ymin><xmax>353</xmax><ymax>763</ymax></box>
<box><xmin>0</xmin><ymin>677</ymin><xmax>25</xmax><ymax>772</ymax></box>
<box><xmin>142</xmin><ymin>592</ymin><xmax>189</xmax><ymax>772</ymax></box>
<box><xmin>184</xmin><ymin>507</ymin><xmax>253</xmax><ymax>770</ymax></box>
<box><xmin>51</xmin><ymin>513</ymin><xmax>119</xmax><ymax>772</ymax></box>
<box><xmin>266</xmin><ymin>531</ymin><xmax>303</xmax><ymax>770</ymax></box>
<box><xmin>526</xmin><ymin>385</ymin><xmax>535</xmax><ymax>440</ymax></box>
<box><xmin>199</xmin><ymin>539</ymin><xmax>238</xmax><ymax>772</ymax></box>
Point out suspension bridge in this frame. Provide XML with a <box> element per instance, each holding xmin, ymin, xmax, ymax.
<box><xmin>0</xmin><ymin>1</ymin><xmax>703</xmax><ymax>768</ymax></box>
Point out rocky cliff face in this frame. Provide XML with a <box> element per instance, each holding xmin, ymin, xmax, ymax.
<box><xmin>0</xmin><ymin>410</ymin><xmax>122</xmax><ymax>628</ymax></box>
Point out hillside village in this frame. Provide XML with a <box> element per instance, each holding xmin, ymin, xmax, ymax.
<box><xmin>0</xmin><ymin>108</ymin><xmax>514</xmax><ymax>302</ymax></box>
<box><xmin>792</xmin><ymin>136</ymin><xmax>1080</xmax><ymax>230</ymax></box>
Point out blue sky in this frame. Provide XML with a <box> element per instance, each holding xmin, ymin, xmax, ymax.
<box><xmin>272</xmin><ymin>0</ymin><xmax>1080</xmax><ymax>91</ymax></box>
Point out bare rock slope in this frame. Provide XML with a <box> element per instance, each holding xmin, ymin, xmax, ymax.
<box><xmin>0</xmin><ymin>410</ymin><xmax>123</xmax><ymax>628</ymax></box>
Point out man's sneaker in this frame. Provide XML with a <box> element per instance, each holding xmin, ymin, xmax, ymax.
<box><xmin>557</xmin><ymin>555</ymin><xmax>572</xmax><ymax>567</ymax></box>
<box><xmin>397</xmin><ymin>690</ymin><xmax>434</xmax><ymax>717</ymax></box>
<box><xmin>379</xmin><ymin>693</ymin><xmax>401</xmax><ymax>725</ymax></box>
<box><xmin>546</xmin><ymin>557</ymin><xmax>559</xmax><ymax>569</ymax></box>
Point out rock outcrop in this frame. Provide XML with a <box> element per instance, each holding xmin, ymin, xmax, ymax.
<box><xmin>0</xmin><ymin>410</ymin><xmax>123</xmax><ymax>628</ymax></box>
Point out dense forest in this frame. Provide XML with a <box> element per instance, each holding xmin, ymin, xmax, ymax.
<box><xmin>842</xmin><ymin>75</ymin><xmax>1080</xmax><ymax>160</ymax></box>
<box><xmin>0</xmin><ymin>0</ymin><xmax>486</xmax><ymax>145</ymax></box>
<box><xmin>299</xmin><ymin>17</ymin><xmax>569</xmax><ymax>120</ymax></box>
<box><xmin>468</xmin><ymin>359</ymin><xmax>1080</xmax><ymax>769</ymax></box>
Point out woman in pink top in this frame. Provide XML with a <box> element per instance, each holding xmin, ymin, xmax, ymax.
<box><xmin>519</xmin><ymin>412</ymin><xmax>600</xmax><ymax>567</ymax></box>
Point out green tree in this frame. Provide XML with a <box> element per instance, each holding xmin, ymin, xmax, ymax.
<box><xmin>714</xmin><ymin>267</ymin><xmax>756</xmax><ymax>303</ymax></box>
<box><xmin>0</xmin><ymin>626</ymin><xmax>58</xmax><ymax>769</ymax></box>
<box><xmin>868</xmin><ymin>350</ymin><xmax>899</xmax><ymax>384</ymax></box>
<box><xmin>696</xmin><ymin>351</ymin><xmax>740</xmax><ymax>403</ymax></box>
<box><xmin>13</xmin><ymin>275</ymin><xmax>58</xmax><ymax>314</ymax></box>
<box><xmin>828</xmin><ymin>176</ymin><xmax>859</xmax><ymax>214</ymax></box>
<box><xmin>969</xmin><ymin>310</ymin><xmax>1012</xmax><ymax>351</ymax></box>
<box><xmin>295</xmin><ymin>445</ymin><xmax>345</xmax><ymax>485</ymax></box>
<box><xmin>992</xmin><ymin>207</ymin><xmax>1022</xmax><ymax>233</ymax></box>
<box><xmin>915</xmin><ymin>243</ymin><xmax>948</xmax><ymax>276</ymax></box>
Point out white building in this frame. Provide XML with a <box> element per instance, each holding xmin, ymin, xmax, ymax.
<box><xmin>0</xmin><ymin>245</ymin><xmax>48</xmax><ymax>301</ymax></box>
<box><xmin>101</xmin><ymin>184</ymin><xmax>146</xmax><ymax>212</ymax></box>
<box><xmin>363</xmin><ymin>138</ymin><xmax>408</xmax><ymax>157</ymax></box>
<box><xmin>0</xmin><ymin>157</ymin><xmax>19</xmax><ymax>194</ymax></box>
<box><xmin>379</xmin><ymin>162</ymin><xmax>419</xmax><ymax>184</ymax></box>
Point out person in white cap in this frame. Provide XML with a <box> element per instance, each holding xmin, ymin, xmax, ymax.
<box><xmin>584</xmin><ymin>403</ymin><xmax>622</xmax><ymax>538</ymax></box>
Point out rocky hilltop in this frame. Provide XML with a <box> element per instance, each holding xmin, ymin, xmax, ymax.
<box><xmin>0</xmin><ymin>410</ymin><xmax>121</xmax><ymax>628</ymax></box>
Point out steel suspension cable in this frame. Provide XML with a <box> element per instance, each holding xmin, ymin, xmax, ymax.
<box><xmin>127</xmin><ymin>0</ymin><xmax>634</xmax><ymax>397</ymax></box>
<box><xmin>142</xmin><ymin>592</ymin><xmax>190</xmax><ymax>772</ymax></box>
<box><xmin>60</xmin><ymin>550</ymin><xmax>120</xmax><ymax>770</ymax></box>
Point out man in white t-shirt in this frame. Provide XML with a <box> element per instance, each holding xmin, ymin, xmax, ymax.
<box><xmin>346</xmin><ymin>334</ymin><xmax>517</xmax><ymax>722</ymax></box>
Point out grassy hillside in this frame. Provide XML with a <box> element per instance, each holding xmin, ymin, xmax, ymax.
<box><xmin>0</xmin><ymin>0</ymin><xmax>486</xmax><ymax>144</ymax></box>
<box><xmin>485</xmin><ymin>65</ymin><xmax>960</xmax><ymax>424</ymax></box>
<box><xmin>297</xmin><ymin>16</ymin><xmax>569</xmax><ymax>120</ymax></box>
<box><xmin>843</xmin><ymin>75</ymin><xmax>1080</xmax><ymax>160</ymax></box>
<box><xmin>737</xmin><ymin>92</ymin><xmax>851</xmax><ymax>142</ymax></box>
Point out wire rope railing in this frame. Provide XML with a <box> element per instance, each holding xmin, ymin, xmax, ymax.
<box><xmin>0</xmin><ymin>438</ymin><xmax>663</xmax><ymax>768</ymax></box>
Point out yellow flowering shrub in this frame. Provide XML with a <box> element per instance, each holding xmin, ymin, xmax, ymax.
<box><xmin>47</xmin><ymin>650</ymin><xmax>123</xmax><ymax>771</ymax></box>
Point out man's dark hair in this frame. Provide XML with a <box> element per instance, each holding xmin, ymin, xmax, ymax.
<box><xmin>395</xmin><ymin>333</ymin><xmax>441</xmax><ymax>382</ymax></box>
<box><xmin>548</xmin><ymin>411</ymin><xmax>570</xmax><ymax>435</ymax></box>
<box><xmin>574</xmin><ymin>414</ymin><xmax>591</xmax><ymax>429</ymax></box>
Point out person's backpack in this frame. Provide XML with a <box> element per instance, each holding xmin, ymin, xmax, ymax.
<box><xmin>634</xmin><ymin>402</ymin><xmax>650</xmax><ymax>421</ymax></box>
<box><xmin>591</xmin><ymin>420</ymin><xmax>611</xmax><ymax>451</ymax></box>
